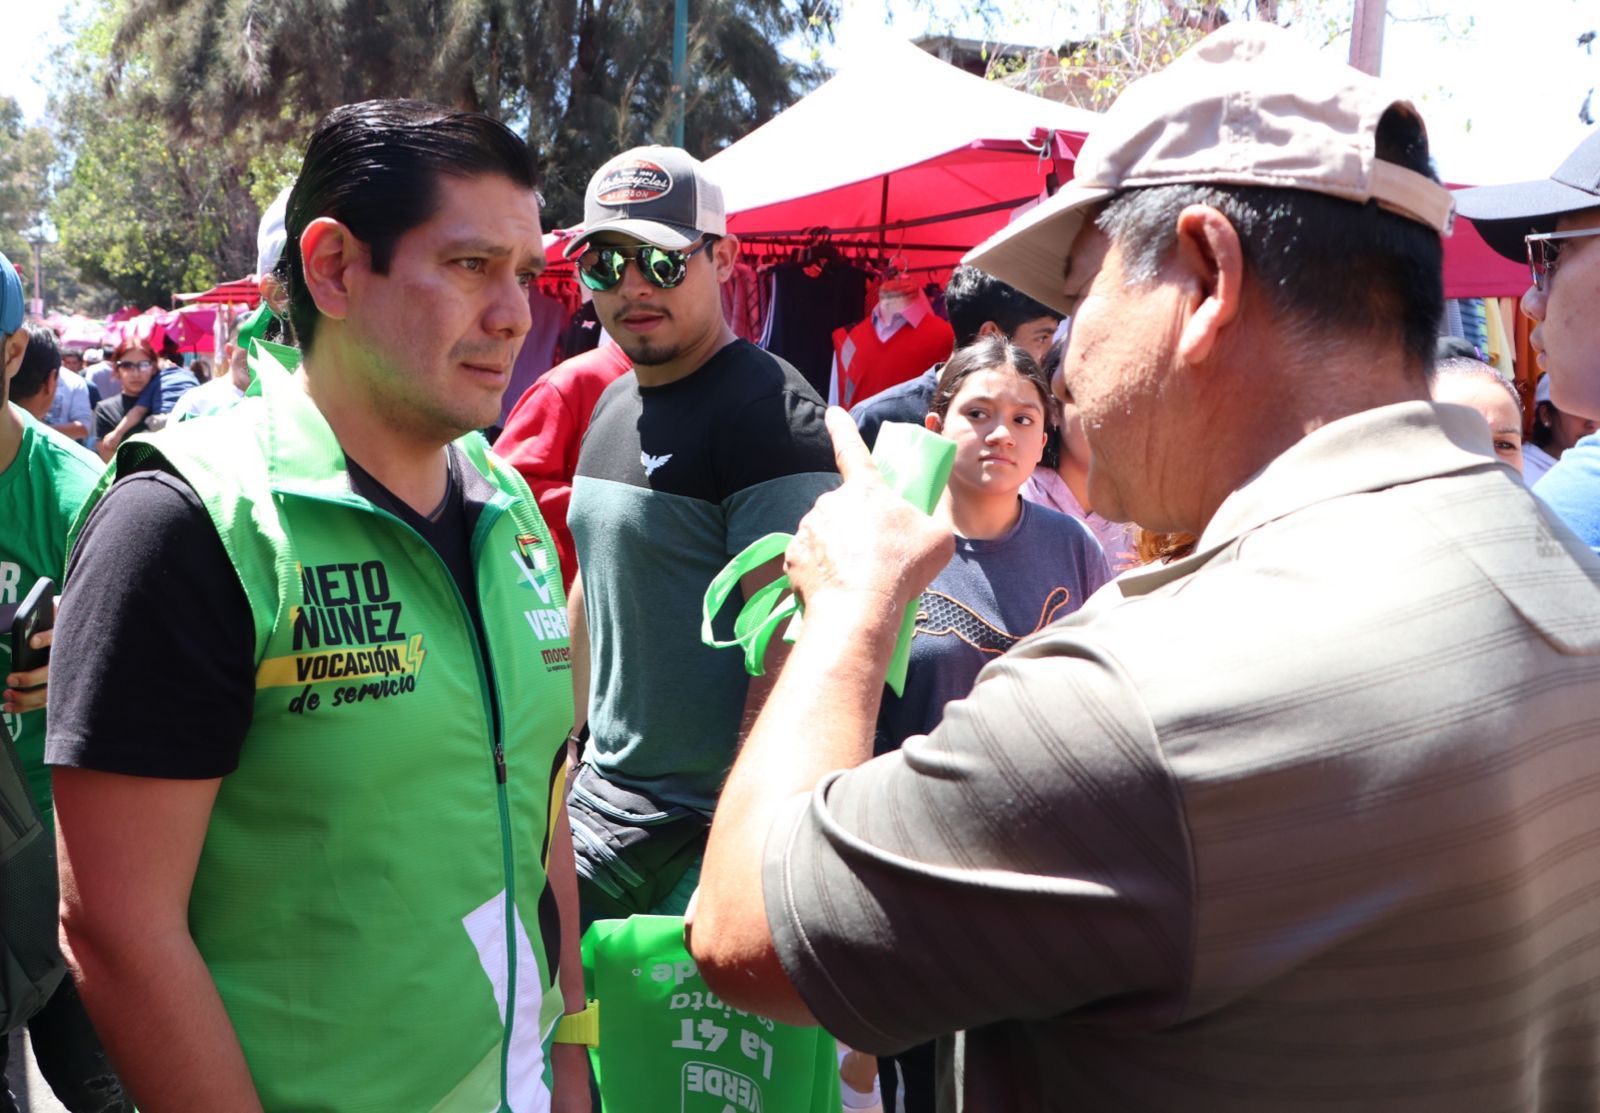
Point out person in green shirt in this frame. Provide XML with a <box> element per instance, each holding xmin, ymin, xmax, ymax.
<box><xmin>47</xmin><ymin>102</ymin><xmax>588</xmax><ymax>1112</ymax></box>
<box><xmin>0</xmin><ymin>257</ymin><xmax>131</xmax><ymax>1113</ymax></box>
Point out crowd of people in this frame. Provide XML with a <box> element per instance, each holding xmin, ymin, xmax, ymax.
<box><xmin>5</xmin><ymin>19</ymin><xmax>1600</xmax><ymax>1113</ymax></box>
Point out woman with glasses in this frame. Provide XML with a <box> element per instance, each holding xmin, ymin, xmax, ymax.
<box><xmin>93</xmin><ymin>339</ymin><xmax>158</xmax><ymax>461</ymax></box>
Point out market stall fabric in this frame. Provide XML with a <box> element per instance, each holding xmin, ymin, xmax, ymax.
<box><xmin>1442</xmin><ymin>193</ymin><xmax>1527</xmax><ymax>299</ymax></box>
<box><xmin>705</xmin><ymin>36</ymin><xmax>1098</xmax><ymax>276</ymax></box>
<box><xmin>175</xmin><ymin>276</ymin><xmax>263</xmax><ymax>308</ymax></box>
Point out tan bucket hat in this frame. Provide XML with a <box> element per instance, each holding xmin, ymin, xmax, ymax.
<box><xmin>964</xmin><ymin>23</ymin><xmax>1456</xmax><ymax>313</ymax></box>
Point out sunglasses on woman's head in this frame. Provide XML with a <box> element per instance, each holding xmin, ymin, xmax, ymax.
<box><xmin>576</xmin><ymin>238</ymin><xmax>715</xmax><ymax>292</ymax></box>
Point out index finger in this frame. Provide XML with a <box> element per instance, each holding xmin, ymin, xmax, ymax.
<box><xmin>824</xmin><ymin>407</ymin><xmax>876</xmax><ymax>482</ymax></box>
<box><xmin>8</xmin><ymin>663</ymin><xmax>48</xmax><ymax>690</ymax></box>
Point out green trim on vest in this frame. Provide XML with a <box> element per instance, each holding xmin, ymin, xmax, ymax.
<box><xmin>72</xmin><ymin>345</ymin><xmax>575</xmax><ymax>1111</ymax></box>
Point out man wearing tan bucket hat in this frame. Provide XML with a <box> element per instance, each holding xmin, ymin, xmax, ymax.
<box><xmin>688</xmin><ymin>23</ymin><xmax>1600</xmax><ymax>1112</ymax></box>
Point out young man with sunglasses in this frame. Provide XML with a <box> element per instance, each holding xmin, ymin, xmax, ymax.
<box><xmin>1458</xmin><ymin>131</ymin><xmax>1600</xmax><ymax>553</ymax></box>
<box><xmin>560</xmin><ymin>146</ymin><xmax>838</xmax><ymax>923</ymax></box>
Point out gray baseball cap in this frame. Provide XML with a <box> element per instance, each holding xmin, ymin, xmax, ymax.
<box><xmin>564</xmin><ymin>146</ymin><xmax>727</xmax><ymax>257</ymax></box>
<box><xmin>1456</xmin><ymin>130</ymin><xmax>1600</xmax><ymax>263</ymax></box>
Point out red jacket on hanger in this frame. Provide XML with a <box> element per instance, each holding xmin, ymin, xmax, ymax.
<box><xmin>830</xmin><ymin>289</ymin><xmax>954</xmax><ymax>409</ymax></box>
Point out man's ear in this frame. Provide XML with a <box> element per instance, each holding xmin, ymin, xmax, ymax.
<box><xmin>299</xmin><ymin>218</ymin><xmax>368</xmax><ymax>325</ymax></box>
<box><xmin>712</xmin><ymin>234</ymin><xmax>741</xmax><ymax>283</ymax></box>
<box><xmin>1171</xmin><ymin>205</ymin><xmax>1243</xmax><ymax>367</ymax></box>
<box><xmin>975</xmin><ymin>321</ymin><xmax>1005</xmax><ymax>341</ymax></box>
<box><xmin>924</xmin><ymin>411</ymin><xmax>943</xmax><ymax>433</ymax></box>
<box><xmin>2</xmin><ymin>329</ymin><xmax>27</xmax><ymax>379</ymax></box>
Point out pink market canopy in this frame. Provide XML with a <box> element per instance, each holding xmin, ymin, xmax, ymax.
<box><xmin>703</xmin><ymin>38</ymin><xmax>1097</xmax><ymax>275</ymax></box>
<box><xmin>50</xmin><ymin>313</ymin><xmax>115</xmax><ymax>350</ymax></box>
<box><xmin>106</xmin><ymin>305</ymin><xmax>223</xmax><ymax>354</ymax></box>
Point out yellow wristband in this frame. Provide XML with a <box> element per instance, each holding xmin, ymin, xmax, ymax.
<box><xmin>553</xmin><ymin>999</ymin><xmax>599</xmax><ymax>1046</ymax></box>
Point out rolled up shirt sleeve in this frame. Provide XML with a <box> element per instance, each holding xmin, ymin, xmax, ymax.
<box><xmin>760</xmin><ymin>631</ymin><xmax>1196</xmax><ymax>1054</ymax></box>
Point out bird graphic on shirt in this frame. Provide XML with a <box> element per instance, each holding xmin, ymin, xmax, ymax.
<box><xmin>916</xmin><ymin>586</ymin><xmax>1074</xmax><ymax>655</ymax></box>
<box><xmin>640</xmin><ymin>451</ymin><xmax>673</xmax><ymax>478</ymax></box>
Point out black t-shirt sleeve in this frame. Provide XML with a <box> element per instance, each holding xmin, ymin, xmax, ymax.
<box><xmin>715</xmin><ymin>386</ymin><xmax>837</xmax><ymax>495</ymax></box>
<box><xmin>45</xmin><ymin>470</ymin><xmax>256</xmax><ymax>779</ymax></box>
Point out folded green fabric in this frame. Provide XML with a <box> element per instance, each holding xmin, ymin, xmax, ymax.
<box><xmin>701</xmin><ymin>421</ymin><xmax>954</xmax><ymax>695</ymax></box>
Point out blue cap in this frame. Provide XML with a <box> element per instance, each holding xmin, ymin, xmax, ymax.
<box><xmin>0</xmin><ymin>252</ymin><xmax>22</xmax><ymax>335</ymax></box>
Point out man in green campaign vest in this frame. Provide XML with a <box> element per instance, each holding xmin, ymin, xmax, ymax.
<box><xmin>47</xmin><ymin>102</ymin><xmax>588</xmax><ymax>1112</ymax></box>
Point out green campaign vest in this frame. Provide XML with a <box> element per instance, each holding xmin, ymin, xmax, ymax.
<box><xmin>72</xmin><ymin>344</ymin><xmax>575</xmax><ymax>1111</ymax></box>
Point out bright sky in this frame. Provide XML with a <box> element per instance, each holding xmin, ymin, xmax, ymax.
<box><xmin>810</xmin><ymin>0</ymin><xmax>1599</xmax><ymax>185</ymax></box>
<box><xmin>7</xmin><ymin>0</ymin><xmax>1597</xmax><ymax>185</ymax></box>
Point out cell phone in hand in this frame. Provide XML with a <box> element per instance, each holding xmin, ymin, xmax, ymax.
<box><xmin>9</xmin><ymin>577</ymin><xmax>55</xmax><ymax>681</ymax></box>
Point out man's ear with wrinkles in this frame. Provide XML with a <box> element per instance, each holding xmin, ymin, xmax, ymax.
<box><xmin>1171</xmin><ymin>204</ymin><xmax>1244</xmax><ymax>368</ymax></box>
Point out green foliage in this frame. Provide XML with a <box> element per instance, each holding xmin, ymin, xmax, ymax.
<box><xmin>0</xmin><ymin>97</ymin><xmax>57</xmax><ymax>272</ymax></box>
<box><xmin>36</xmin><ymin>0</ymin><xmax>834</xmax><ymax>308</ymax></box>
<box><xmin>47</xmin><ymin>2</ymin><xmax>306</xmax><ymax>309</ymax></box>
<box><xmin>107</xmin><ymin>0</ymin><xmax>838</xmax><ymax>226</ymax></box>
<box><xmin>944</xmin><ymin>1</ymin><xmax>1414</xmax><ymax>112</ymax></box>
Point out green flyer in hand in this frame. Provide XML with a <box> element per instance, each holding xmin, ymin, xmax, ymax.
<box><xmin>701</xmin><ymin>421</ymin><xmax>954</xmax><ymax>695</ymax></box>
<box><xmin>581</xmin><ymin>916</ymin><xmax>841</xmax><ymax>1113</ymax></box>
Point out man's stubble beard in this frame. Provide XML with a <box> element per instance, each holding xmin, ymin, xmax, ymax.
<box><xmin>622</xmin><ymin>337</ymin><xmax>684</xmax><ymax>367</ymax></box>
<box><xmin>367</xmin><ymin>349</ymin><xmax>500</xmax><ymax>445</ymax></box>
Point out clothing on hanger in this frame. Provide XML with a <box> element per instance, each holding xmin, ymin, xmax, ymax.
<box><xmin>720</xmin><ymin>260</ymin><xmax>764</xmax><ymax>343</ymax></box>
<box><xmin>759</xmin><ymin>258</ymin><xmax>874</xmax><ymax>399</ymax></box>
<box><xmin>829</xmin><ymin>287</ymin><xmax>954</xmax><ymax>409</ymax></box>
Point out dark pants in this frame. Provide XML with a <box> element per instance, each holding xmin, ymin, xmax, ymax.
<box><xmin>880</xmin><ymin>1040</ymin><xmax>938</xmax><ymax>1113</ymax></box>
<box><xmin>0</xmin><ymin>978</ymin><xmax>130</xmax><ymax>1113</ymax></box>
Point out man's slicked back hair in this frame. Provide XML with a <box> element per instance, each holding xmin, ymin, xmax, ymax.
<box><xmin>944</xmin><ymin>266</ymin><xmax>1061</xmax><ymax>348</ymax></box>
<box><xmin>280</xmin><ymin>99</ymin><xmax>539</xmax><ymax>352</ymax></box>
<box><xmin>1095</xmin><ymin>105</ymin><xmax>1444</xmax><ymax>374</ymax></box>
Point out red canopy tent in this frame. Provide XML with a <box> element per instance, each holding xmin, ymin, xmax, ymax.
<box><xmin>174</xmin><ymin>275</ymin><xmax>262</xmax><ymax>358</ymax></box>
<box><xmin>175</xmin><ymin>276</ymin><xmax>262</xmax><ymax>308</ymax></box>
<box><xmin>703</xmin><ymin>39</ymin><xmax>1525</xmax><ymax>301</ymax></box>
<box><xmin>704</xmin><ymin>37</ymin><xmax>1097</xmax><ymax>278</ymax></box>
<box><xmin>1443</xmin><ymin>192</ymin><xmax>1527</xmax><ymax>299</ymax></box>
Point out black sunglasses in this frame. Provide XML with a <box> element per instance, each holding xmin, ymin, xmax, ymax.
<box><xmin>115</xmin><ymin>359</ymin><xmax>156</xmax><ymax>372</ymax></box>
<box><xmin>577</xmin><ymin>238</ymin><xmax>715</xmax><ymax>292</ymax></box>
